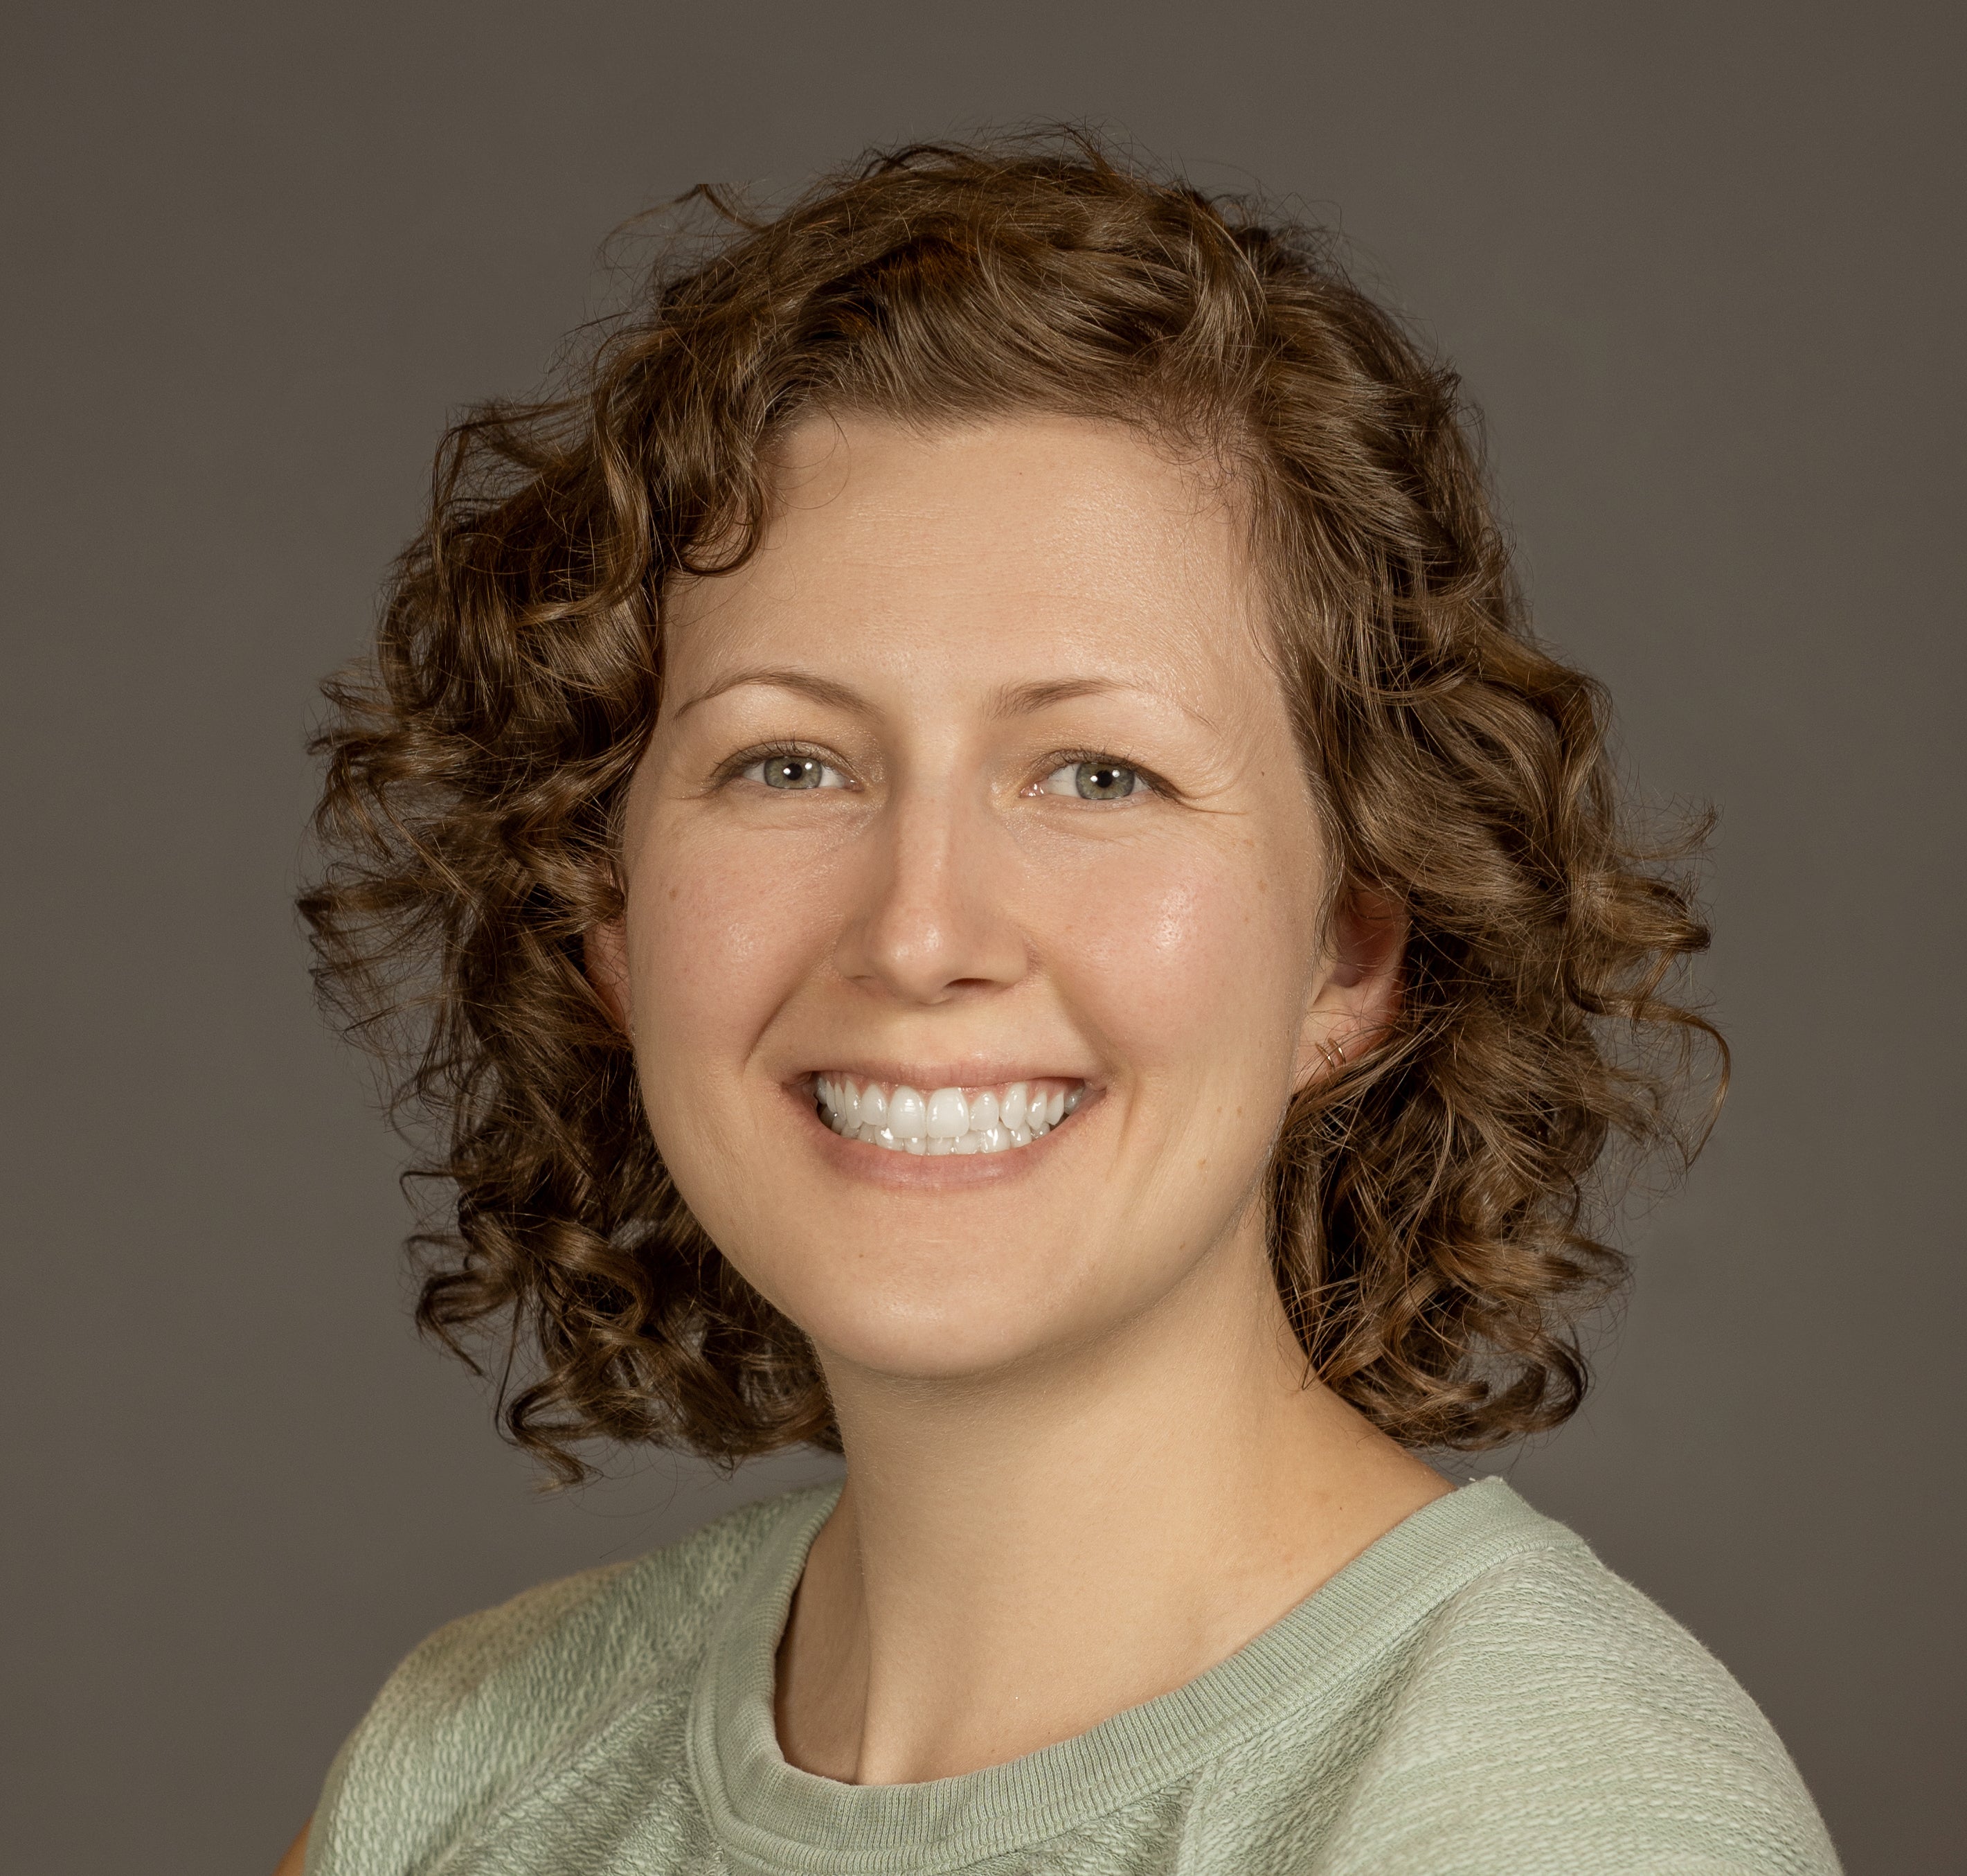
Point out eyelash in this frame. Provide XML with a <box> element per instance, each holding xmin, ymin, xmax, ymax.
<box><xmin>1030</xmin><ymin>748</ymin><xmax>1163</xmax><ymax>801</ymax></box>
<box><xmin>717</xmin><ymin>741</ymin><xmax>855</xmax><ymax>788</ymax></box>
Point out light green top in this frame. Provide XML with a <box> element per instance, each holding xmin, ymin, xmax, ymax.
<box><xmin>304</xmin><ymin>1478</ymin><xmax>1839</xmax><ymax>1875</ymax></box>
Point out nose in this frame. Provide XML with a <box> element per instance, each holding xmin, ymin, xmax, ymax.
<box><xmin>833</xmin><ymin>779</ymin><xmax>1029</xmax><ymax>1005</ymax></box>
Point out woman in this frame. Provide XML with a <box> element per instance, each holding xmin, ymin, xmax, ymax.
<box><xmin>287</xmin><ymin>136</ymin><xmax>1839</xmax><ymax>1874</ymax></box>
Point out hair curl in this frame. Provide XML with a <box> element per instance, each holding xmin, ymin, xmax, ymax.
<box><xmin>301</xmin><ymin>132</ymin><xmax>1721</xmax><ymax>1482</ymax></box>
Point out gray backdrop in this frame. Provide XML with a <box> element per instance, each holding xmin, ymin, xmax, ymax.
<box><xmin>4</xmin><ymin>4</ymin><xmax>1961</xmax><ymax>1873</ymax></box>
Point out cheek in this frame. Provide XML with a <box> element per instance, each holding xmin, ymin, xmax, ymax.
<box><xmin>1047</xmin><ymin>834</ymin><xmax>1314</xmax><ymax>1081</ymax></box>
<box><xmin>625</xmin><ymin>821</ymin><xmax>832</xmax><ymax>1078</ymax></box>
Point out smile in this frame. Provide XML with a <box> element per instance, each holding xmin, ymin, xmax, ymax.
<box><xmin>814</xmin><ymin>1075</ymin><xmax>1086</xmax><ymax>1155</ymax></box>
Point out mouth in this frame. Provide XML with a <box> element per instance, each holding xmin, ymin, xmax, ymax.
<box><xmin>813</xmin><ymin>1074</ymin><xmax>1086</xmax><ymax>1156</ymax></box>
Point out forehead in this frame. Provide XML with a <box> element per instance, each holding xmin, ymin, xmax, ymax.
<box><xmin>662</xmin><ymin>413</ymin><xmax>1275</xmax><ymax>702</ymax></box>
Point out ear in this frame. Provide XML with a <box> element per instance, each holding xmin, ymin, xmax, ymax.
<box><xmin>1293</xmin><ymin>889</ymin><xmax>1405</xmax><ymax>1091</ymax></box>
<box><xmin>584</xmin><ymin>917</ymin><xmax>633</xmax><ymax>1035</ymax></box>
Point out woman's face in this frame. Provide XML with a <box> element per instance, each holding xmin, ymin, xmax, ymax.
<box><xmin>603</xmin><ymin>413</ymin><xmax>1375</xmax><ymax>1384</ymax></box>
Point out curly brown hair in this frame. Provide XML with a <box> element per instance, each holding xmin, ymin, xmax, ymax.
<box><xmin>301</xmin><ymin>132</ymin><xmax>1721</xmax><ymax>1483</ymax></box>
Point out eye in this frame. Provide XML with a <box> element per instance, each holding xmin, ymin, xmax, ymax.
<box><xmin>1038</xmin><ymin>758</ymin><xmax>1142</xmax><ymax>802</ymax></box>
<box><xmin>741</xmin><ymin>751</ymin><xmax>850</xmax><ymax>791</ymax></box>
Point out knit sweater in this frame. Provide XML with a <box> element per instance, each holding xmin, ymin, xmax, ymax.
<box><xmin>303</xmin><ymin>1478</ymin><xmax>1840</xmax><ymax>1875</ymax></box>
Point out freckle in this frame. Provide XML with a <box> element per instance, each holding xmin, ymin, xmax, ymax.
<box><xmin>1257</xmin><ymin>877</ymin><xmax>1268</xmax><ymax>893</ymax></box>
<box><xmin>1196</xmin><ymin>1157</ymin><xmax>1208</xmax><ymax>1170</ymax></box>
<box><xmin>668</xmin><ymin>886</ymin><xmax>680</xmax><ymax>902</ymax></box>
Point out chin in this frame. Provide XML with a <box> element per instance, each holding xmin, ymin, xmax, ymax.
<box><xmin>765</xmin><ymin>1265</ymin><xmax>1102</xmax><ymax>1387</ymax></box>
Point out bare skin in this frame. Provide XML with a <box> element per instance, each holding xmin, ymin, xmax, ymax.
<box><xmin>585</xmin><ymin>413</ymin><xmax>1450</xmax><ymax>1787</ymax></box>
<box><xmin>775</xmin><ymin>1283</ymin><xmax>1446</xmax><ymax>1783</ymax></box>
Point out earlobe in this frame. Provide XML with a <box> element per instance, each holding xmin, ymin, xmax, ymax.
<box><xmin>584</xmin><ymin>919</ymin><xmax>633</xmax><ymax>1034</ymax></box>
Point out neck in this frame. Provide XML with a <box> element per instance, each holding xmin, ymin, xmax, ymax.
<box><xmin>775</xmin><ymin>1216</ymin><xmax>1450</xmax><ymax>1785</ymax></box>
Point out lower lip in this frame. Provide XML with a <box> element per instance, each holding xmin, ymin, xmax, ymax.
<box><xmin>791</xmin><ymin>1085</ymin><xmax>1088</xmax><ymax>1188</ymax></box>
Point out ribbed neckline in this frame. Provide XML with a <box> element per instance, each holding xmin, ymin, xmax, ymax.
<box><xmin>686</xmin><ymin>1476</ymin><xmax>1579</xmax><ymax>1876</ymax></box>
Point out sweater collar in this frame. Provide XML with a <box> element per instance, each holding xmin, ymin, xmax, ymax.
<box><xmin>688</xmin><ymin>1475</ymin><xmax>1575</xmax><ymax>1876</ymax></box>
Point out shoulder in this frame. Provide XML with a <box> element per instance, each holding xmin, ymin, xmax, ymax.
<box><xmin>1327</xmin><ymin>1493</ymin><xmax>1841</xmax><ymax>1875</ymax></box>
<box><xmin>301</xmin><ymin>1482</ymin><xmax>832</xmax><ymax>1876</ymax></box>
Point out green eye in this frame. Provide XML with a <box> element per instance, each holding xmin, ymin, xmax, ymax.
<box><xmin>1040</xmin><ymin>759</ymin><xmax>1140</xmax><ymax>801</ymax></box>
<box><xmin>742</xmin><ymin>753</ymin><xmax>847</xmax><ymax>790</ymax></box>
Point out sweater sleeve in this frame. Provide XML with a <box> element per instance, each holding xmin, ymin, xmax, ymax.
<box><xmin>300</xmin><ymin>1488</ymin><xmax>807</xmax><ymax>1876</ymax></box>
<box><xmin>1308</xmin><ymin>1547</ymin><xmax>1842</xmax><ymax>1876</ymax></box>
<box><xmin>301</xmin><ymin>1562</ymin><xmax>639</xmax><ymax>1876</ymax></box>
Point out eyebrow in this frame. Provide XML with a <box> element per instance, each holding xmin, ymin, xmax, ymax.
<box><xmin>672</xmin><ymin>668</ymin><xmax>1216</xmax><ymax>732</ymax></box>
<box><xmin>994</xmin><ymin>675</ymin><xmax>1219</xmax><ymax>735</ymax></box>
<box><xmin>672</xmin><ymin>668</ymin><xmax>866</xmax><ymax>718</ymax></box>
<box><xmin>988</xmin><ymin>675</ymin><xmax>1126</xmax><ymax>717</ymax></box>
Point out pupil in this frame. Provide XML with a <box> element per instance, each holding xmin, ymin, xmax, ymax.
<box><xmin>1077</xmin><ymin>762</ymin><xmax>1135</xmax><ymax>800</ymax></box>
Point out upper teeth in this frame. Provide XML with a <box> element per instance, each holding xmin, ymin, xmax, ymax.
<box><xmin>815</xmin><ymin>1075</ymin><xmax>1083</xmax><ymax>1155</ymax></box>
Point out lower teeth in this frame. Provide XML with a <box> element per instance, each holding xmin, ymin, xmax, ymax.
<box><xmin>840</xmin><ymin>1117</ymin><xmax>1047</xmax><ymax>1154</ymax></box>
